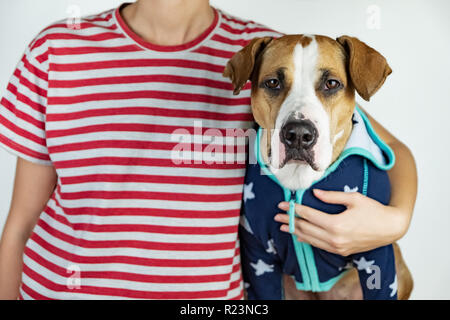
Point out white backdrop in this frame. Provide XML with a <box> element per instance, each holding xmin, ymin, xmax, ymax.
<box><xmin>0</xmin><ymin>0</ymin><xmax>449</xmax><ymax>299</ymax></box>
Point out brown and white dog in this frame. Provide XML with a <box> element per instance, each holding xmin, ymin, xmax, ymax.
<box><xmin>223</xmin><ymin>34</ymin><xmax>413</xmax><ymax>299</ymax></box>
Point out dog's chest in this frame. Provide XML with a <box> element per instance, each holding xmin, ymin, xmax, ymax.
<box><xmin>242</xmin><ymin>156</ymin><xmax>367</xmax><ymax>267</ymax></box>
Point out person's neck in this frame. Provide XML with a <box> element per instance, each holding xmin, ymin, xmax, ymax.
<box><xmin>121</xmin><ymin>0</ymin><xmax>214</xmax><ymax>46</ymax></box>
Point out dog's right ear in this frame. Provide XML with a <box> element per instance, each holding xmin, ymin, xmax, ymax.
<box><xmin>223</xmin><ymin>37</ymin><xmax>273</xmax><ymax>95</ymax></box>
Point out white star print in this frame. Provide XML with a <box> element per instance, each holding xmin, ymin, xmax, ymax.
<box><xmin>250</xmin><ymin>259</ymin><xmax>274</xmax><ymax>276</ymax></box>
<box><xmin>243</xmin><ymin>182</ymin><xmax>255</xmax><ymax>203</ymax></box>
<box><xmin>353</xmin><ymin>257</ymin><xmax>376</xmax><ymax>274</ymax></box>
<box><xmin>239</xmin><ymin>216</ymin><xmax>254</xmax><ymax>235</ymax></box>
<box><xmin>266</xmin><ymin>239</ymin><xmax>277</xmax><ymax>255</ymax></box>
<box><xmin>389</xmin><ymin>275</ymin><xmax>398</xmax><ymax>297</ymax></box>
<box><xmin>344</xmin><ymin>185</ymin><xmax>358</xmax><ymax>193</ymax></box>
<box><xmin>244</xmin><ymin>282</ymin><xmax>250</xmax><ymax>289</ymax></box>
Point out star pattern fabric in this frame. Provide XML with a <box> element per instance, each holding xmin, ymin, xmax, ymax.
<box><xmin>243</xmin><ymin>182</ymin><xmax>256</xmax><ymax>203</ymax></box>
<box><xmin>389</xmin><ymin>275</ymin><xmax>398</xmax><ymax>297</ymax></box>
<box><xmin>250</xmin><ymin>259</ymin><xmax>274</xmax><ymax>276</ymax></box>
<box><xmin>266</xmin><ymin>239</ymin><xmax>277</xmax><ymax>255</ymax></box>
<box><xmin>344</xmin><ymin>185</ymin><xmax>358</xmax><ymax>193</ymax></box>
<box><xmin>353</xmin><ymin>257</ymin><xmax>376</xmax><ymax>274</ymax></box>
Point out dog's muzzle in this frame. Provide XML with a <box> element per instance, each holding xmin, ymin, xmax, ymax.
<box><xmin>280</xmin><ymin>119</ymin><xmax>318</xmax><ymax>169</ymax></box>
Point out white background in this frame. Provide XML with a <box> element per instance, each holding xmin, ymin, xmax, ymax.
<box><xmin>0</xmin><ymin>0</ymin><xmax>449</xmax><ymax>299</ymax></box>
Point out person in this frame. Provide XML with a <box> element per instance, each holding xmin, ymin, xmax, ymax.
<box><xmin>0</xmin><ymin>0</ymin><xmax>417</xmax><ymax>299</ymax></box>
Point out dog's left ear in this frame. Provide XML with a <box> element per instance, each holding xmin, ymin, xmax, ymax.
<box><xmin>337</xmin><ymin>36</ymin><xmax>392</xmax><ymax>101</ymax></box>
<box><xmin>223</xmin><ymin>37</ymin><xmax>273</xmax><ymax>95</ymax></box>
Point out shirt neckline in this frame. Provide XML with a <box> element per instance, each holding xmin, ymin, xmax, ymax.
<box><xmin>113</xmin><ymin>3</ymin><xmax>220</xmax><ymax>53</ymax></box>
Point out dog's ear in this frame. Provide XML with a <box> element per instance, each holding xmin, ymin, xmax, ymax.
<box><xmin>337</xmin><ymin>36</ymin><xmax>392</xmax><ymax>101</ymax></box>
<box><xmin>223</xmin><ymin>37</ymin><xmax>273</xmax><ymax>95</ymax></box>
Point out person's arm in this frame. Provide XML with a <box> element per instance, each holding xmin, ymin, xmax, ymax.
<box><xmin>362</xmin><ymin>107</ymin><xmax>418</xmax><ymax>235</ymax></box>
<box><xmin>0</xmin><ymin>158</ymin><xmax>57</xmax><ymax>299</ymax></box>
<box><xmin>275</xmin><ymin>108</ymin><xmax>418</xmax><ymax>256</ymax></box>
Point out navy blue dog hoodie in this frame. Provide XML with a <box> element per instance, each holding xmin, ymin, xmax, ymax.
<box><xmin>240</xmin><ymin>107</ymin><xmax>398</xmax><ymax>300</ymax></box>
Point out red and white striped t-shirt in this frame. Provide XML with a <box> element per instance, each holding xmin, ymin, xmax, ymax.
<box><xmin>0</xmin><ymin>4</ymin><xmax>281</xmax><ymax>299</ymax></box>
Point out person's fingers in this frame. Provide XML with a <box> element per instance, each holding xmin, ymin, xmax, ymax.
<box><xmin>294</xmin><ymin>218</ymin><xmax>333</xmax><ymax>243</ymax></box>
<box><xmin>312</xmin><ymin>189</ymin><xmax>361</xmax><ymax>207</ymax></box>
<box><xmin>287</xmin><ymin>228</ymin><xmax>336</xmax><ymax>253</ymax></box>
<box><xmin>276</xmin><ymin>214</ymin><xmax>333</xmax><ymax>243</ymax></box>
<box><xmin>277</xmin><ymin>202</ymin><xmax>336</xmax><ymax>230</ymax></box>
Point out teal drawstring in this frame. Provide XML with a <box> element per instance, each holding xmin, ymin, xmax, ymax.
<box><xmin>289</xmin><ymin>198</ymin><xmax>296</xmax><ymax>234</ymax></box>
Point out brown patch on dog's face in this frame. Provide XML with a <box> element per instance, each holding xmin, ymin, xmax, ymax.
<box><xmin>314</xmin><ymin>36</ymin><xmax>356</xmax><ymax>162</ymax></box>
<box><xmin>313</xmin><ymin>35</ymin><xmax>392</xmax><ymax>162</ymax></box>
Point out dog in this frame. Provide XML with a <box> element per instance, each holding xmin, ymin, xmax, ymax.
<box><xmin>223</xmin><ymin>34</ymin><xmax>413</xmax><ymax>299</ymax></box>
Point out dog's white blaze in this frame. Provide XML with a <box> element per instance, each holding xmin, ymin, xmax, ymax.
<box><xmin>270</xmin><ymin>37</ymin><xmax>333</xmax><ymax>190</ymax></box>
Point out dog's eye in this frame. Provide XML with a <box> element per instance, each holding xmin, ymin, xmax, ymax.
<box><xmin>264</xmin><ymin>79</ymin><xmax>281</xmax><ymax>90</ymax></box>
<box><xmin>325</xmin><ymin>79</ymin><xmax>340</xmax><ymax>90</ymax></box>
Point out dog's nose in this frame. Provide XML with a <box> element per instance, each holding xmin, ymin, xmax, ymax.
<box><xmin>281</xmin><ymin>120</ymin><xmax>317</xmax><ymax>149</ymax></box>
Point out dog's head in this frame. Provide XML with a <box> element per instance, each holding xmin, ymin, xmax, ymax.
<box><xmin>223</xmin><ymin>35</ymin><xmax>391</xmax><ymax>189</ymax></box>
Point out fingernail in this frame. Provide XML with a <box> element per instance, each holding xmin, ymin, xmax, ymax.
<box><xmin>278</xmin><ymin>202</ymin><xmax>288</xmax><ymax>210</ymax></box>
<box><xmin>313</xmin><ymin>189</ymin><xmax>322</xmax><ymax>195</ymax></box>
<box><xmin>280</xmin><ymin>225</ymin><xmax>289</xmax><ymax>233</ymax></box>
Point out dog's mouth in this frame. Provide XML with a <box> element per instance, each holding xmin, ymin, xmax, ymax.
<box><xmin>282</xmin><ymin>149</ymin><xmax>319</xmax><ymax>171</ymax></box>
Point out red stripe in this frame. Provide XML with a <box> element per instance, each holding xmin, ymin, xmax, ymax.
<box><xmin>48</xmin><ymin>139</ymin><xmax>245</xmax><ymax>154</ymax></box>
<box><xmin>60</xmin><ymin>206</ymin><xmax>240</xmax><ymax>219</ymax></box>
<box><xmin>0</xmin><ymin>133</ymin><xmax>49</xmax><ymax>161</ymax></box>
<box><xmin>83</xmin><ymin>12</ymin><xmax>113</xmax><ymax>23</ymax></box>
<box><xmin>0</xmin><ymin>113</ymin><xmax>47</xmax><ymax>146</ymax></box>
<box><xmin>7</xmin><ymin>83</ymin><xmax>46</xmax><ymax>114</ymax></box>
<box><xmin>49</xmin><ymin>74</ymin><xmax>242</xmax><ymax>90</ymax></box>
<box><xmin>30</xmin><ymin>231</ymin><xmax>233</xmax><ymax>267</ymax></box>
<box><xmin>1</xmin><ymin>98</ymin><xmax>45</xmax><ymax>130</ymax></box>
<box><xmin>31</xmin><ymin>32</ymin><xmax>125</xmax><ymax>51</ymax></box>
<box><xmin>36</xmin><ymin>218</ymin><xmax>236</xmax><ymax>251</ymax></box>
<box><xmin>22</xmin><ymin>263</ymin><xmax>229</xmax><ymax>299</ymax></box>
<box><xmin>20</xmin><ymin>282</ymin><xmax>51</xmax><ymax>300</ymax></box>
<box><xmin>47</xmin><ymin>90</ymin><xmax>250</xmax><ymax>106</ymax></box>
<box><xmin>14</xmin><ymin>69</ymin><xmax>47</xmax><ymax>98</ymax></box>
<box><xmin>35</xmin><ymin>51</ymin><xmax>49</xmax><ymax>64</ymax></box>
<box><xmin>193</xmin><ymin>46</ymin><xmax>235</xmax><ymax>59</ymax></box>
<box><xmin>60</xmin><ymin>174</ymin><xmax>243</xmax><ymax>186</ymax></box>
<box><xmin>221</xmin><ymin>14</ymin><xmax>255</xmax><ymax>26</ymax></box>
<box><xmin>211</xmin><ymin>34</ymin><xmax>250</xmax><ymax>47</ymax></box>
<box><xmin>46</xmin><ymin>106</ymin><xmax>252</xmax><ymax>122</ymax></box>
<box><xmin>220</xmin><ymin>23</ymin><xmax>274</xmax><ymax>35</ymax></box>
<box><xmin>230</xmin><ymin>290</ymin><xmax>244</xmax><ymax>300</ymax></box>
<box><xmin>50</xmin><ymin>59</ymin><xmax>224</xmax><ymax>73</ymax></box>
<box><xmin>25</xmin><ymin>247</ymin><xmax>231</xmax><ymax>284</ymax></box>
<box><xmin>44</xmin><ymin>205</ymin><xmax>238</xmax><ymax>235</ymax></box>
<box><xmin>53</xmin><ymin>156</ymin><xmax>246</xmax><ymax>170</ymax></box>
<box><xmin>21</xmin><ymin>55</ymin><xmax>48</xmax><ymax>82</ymax></box>
<box><xmin>46</xmin><ymin>123</ymin><xmax>253</xmax><ymax>139</ymax></box>
<box><xmin>58</xmin><ymin>189</ymin><xmax>242</xmax><ymax>202</ymax></box>
<box><xmin>49</xmin><ymin>44</ymin><xmax>142</xmax><ymax>56</ymax></box>
<box><xmin>41</xmin><ymin>21</ymin><xmax>117</xmax><ymax>33</ymax></box>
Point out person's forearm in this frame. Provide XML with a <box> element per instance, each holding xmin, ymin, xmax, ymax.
<box><xmin>359</xmin><ymin>106</ymin><xmax>417</xmax><ymax>241</ymax></box>
<box><xmin>0</xmin><ymin>212</ymin><xmax>30</xmax><ymax>300</ymax></box>
<box><xmin>386</xmin><ymin>140</ymin><xmax>418</xmax><ymax>239</ymax></box>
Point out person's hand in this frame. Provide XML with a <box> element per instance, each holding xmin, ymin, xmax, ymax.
<box><xmin>275</xmin><ymin>189</ymin><xmax>409</xmax><ymax>256</ymax></box>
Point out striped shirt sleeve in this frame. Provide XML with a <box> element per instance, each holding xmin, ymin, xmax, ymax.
<box><xmin>0</xmin><ymin>42</ymin><xmax>51</xmax><ymax>165</ymax></box>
